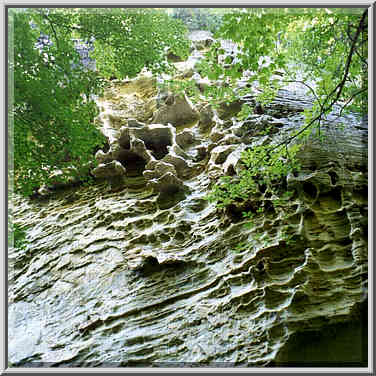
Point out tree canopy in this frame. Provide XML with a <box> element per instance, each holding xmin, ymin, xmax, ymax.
<box><xmin>198</xmin><ymin>8</ymin><xmax>367</xmax><ymax>114</ymax></box>
<box><xmin>10</xmin><ymin>8</ymin><xmax>190</xmax><ymax>196</ymax></box>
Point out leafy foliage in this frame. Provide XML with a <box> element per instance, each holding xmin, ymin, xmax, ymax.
<box><xmin>285</xmin><ymin>8</ymin><xmax>367</xmax><ymax>113</ymax></box>
<box><xmin>12</xmin><ymin>9</ymin><xmax>106</xmax><ymax>195</ymax></box>
<box><xmin>74</xmin><ymin>8</ymin><xmax>190</xmax><ymax>79</ymax></box>
<box><xmin>238</xmin><ymin>104</ymin><xmax>254</xmax><ymax>120</ymax></box>
<box><xmin>10</xmin><ymin>8</ymin><xmax>190</xmax><ymax>196</ymax></box>
<box><xmin>211</xmin><ymin>8</ymin><xmax>367</xmax><ymax>112</ymax></box>
<box><xmin>207</xmin><ymin>143</ymin><xmax>301</xmax><ymax>208</ymax></box>
<box><xmin>10</xmin><ymin>7</ymin><xmax>367</xmax><ymax>203</ymax></box>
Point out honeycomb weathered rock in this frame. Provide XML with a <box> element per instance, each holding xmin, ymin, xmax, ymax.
<box><xmin>9</xmin><ymin>44</ymin><xmax>368</xmax><ymax>367</ymax></box>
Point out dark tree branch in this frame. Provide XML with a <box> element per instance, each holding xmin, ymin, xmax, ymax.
<box><xmin>322</xmin><ymin>9</ymin><xmax>367</xmax><ymax>111</ymax></box>
<box><xmin>245</xmin><ymin>8</ymin><xmax>367</xmax><ymax>170</ymax></box>
<box><xmin>333</xmin><ymin>87</ymin><xmax>368</xmax><ymax>120</ymax></box>
<box><xmin>345</xmin><ymin>23</ymin><xmax>368</xmax><ymax>66</ymax></box>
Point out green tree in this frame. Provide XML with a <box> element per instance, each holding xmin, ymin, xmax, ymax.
<box><xmin>10</xmin><ymin>8</ymin><xmax>190</xmax><ymax>196</ymax></box>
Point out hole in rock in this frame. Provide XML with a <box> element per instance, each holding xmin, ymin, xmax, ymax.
<box><xmin>302</xmin><ymin>181</ymin><xmax>318</xmax><ymax>200</ymax></box>
<box><xmin>157</xmin><ymin>190</ymin><xmax>186</xmax><ymax>210</ymax></box>
<box><xmin>347</xmin><ymin>164</ymin><xmax>367</xmax><ymax>173</ymax></box>
<box><xmin>354</xmin><ymin>186</ymin><xmax>368</xmax><ymax>200</ymax></box>
<box><xmin>338</xmin><ymin>238</ymin><xmax>353</xmax><ymax>247</ymax></box>
<box><xmin>118</xmin><ymin>135</ymin><xmax>131</xmax><ymax>150</ymax></box>
<box><xmin>290</xmin><ymin>204</ymin><xmax>299</xmax><ymax>212</ymax></box>
<box><xmin>264</xmin><ymin>200</ymin><xmax>275</xmax><ymax>214</ymax></box>
<box><xmin>272</xmin><ymin>298</ymin><xmax>368</xmax><ymax>367</ymax></box>
<box><xmin>225</xmin><ymin>204</ymin><xmax>246</xmax><ymax>223</ymax></box>
<box><xmin>117</xmin><ymin>151</ymin><xmax>147</xmax><ymax>177</ymax></box>
<box><xmin>138</xmin><ymin>256</ymin><xmax>159</xmax><ymax>274</ymax></box>
<box><xmin>357</xmin><ymin>164</ymin><xmax>368</xmax><ymax>174</ymax></box>
<box><xmin>174</xmin><ymin>232</ymin><xmax>185</xmax><ymax>242</ymax></box>
<box><xmin>159</xmin><ymin>233</ymin><xmax>170</xmax><ymax>243</ymax></box>
<box><xmin>308</xmin><ymin>161</ymin><xmax>317</xmax><ymax>171</ymax></box>
<box><xmin>328</xmin><ymin>171</ymin><xmax>338</xmax><ymax>186</ymax></box>
<box><xmin>177</xmin><ymin>221</ymin><xmax>192</xmax><ymax>232</ymax></box>
<box><xmin>148</xmin><ymin>234</ymin><xmax>157</xmax><ymax>243</ymax></box>
<box><xmin>329</xmin><ymin>186</ymin><xmax>342</xmax><ymax>203</ymax></box>
<box><xmin>136</xmin><ymin>256</ymin><xmax>193</xmax><ymax>277</ymax></box>
<box><xmin>141</xmin><ymin>135</ymin><xmax>172</xmax><ymax>160</ymax></box>
<box><xmin>226</xmin><ymin>165</ymin><xmax>236</xmax><ymax>176</ymax></box>
<box><xmin>144</xmin><ymin>140</ymin><xmax>171</xmax><ymax>160</ymax></box>
<box><xmin>256</xmin><ymin>260</ymin><xmax>265</xmax><ymax>272</ymax></box>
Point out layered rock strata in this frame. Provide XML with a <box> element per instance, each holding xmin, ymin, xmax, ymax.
<box><xmin>9</xmin><ymin>41</ymin><xmax>368</xmax><ymax>367</ymax></box>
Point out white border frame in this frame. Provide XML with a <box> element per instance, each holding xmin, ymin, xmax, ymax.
<box><xmin>1</xmin><ymin>1</ymin><xmax>373</xmax><ymax>374</ymax></box>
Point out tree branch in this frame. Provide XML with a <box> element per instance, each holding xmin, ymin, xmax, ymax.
<box><xmin>333</xmin><ymin>87</ymin><xmax>368</xmax><ymax>119</ymax></box>
<box><xmin>345</xmin><ymin>23</ymin><xmax>368</xmax><ymax>66</ymax></box>
<box><xmin>321</xmin><ymin>8</ymin><xmax>367</xmax><ymax>111</ymax></box>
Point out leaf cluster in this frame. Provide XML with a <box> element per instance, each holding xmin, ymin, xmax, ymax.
<box><xmin>206</xmin><ymin>143</ymin><xmax>301</xmax><ymax>208</ymax></box>
<box><xmin>9</xmin><ymin>221</ymin><xmax>28</xmax><ymax>251</ymax></box>
<box><xmin>73</xmin><ymin>8</ymin><xmax>190</xmax><ymax>79</ymax></box>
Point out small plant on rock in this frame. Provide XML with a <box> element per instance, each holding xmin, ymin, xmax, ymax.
<box><xmin>206</xmin><ymin>143</ymin><xmax>301</xmax><ymax>209</ymax></box>
<box><xmin>10</xmin><ymin>223</ymin><xmax>28</xmax><ymax>252</ymax></box>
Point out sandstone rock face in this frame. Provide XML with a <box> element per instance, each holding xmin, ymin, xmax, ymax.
<box><xmin>96</xmin><ymin>73</ymin><xmax>157</xmax><ymax>130</ymax></box>
<box><xmin>152</xmin><ymin>93</ymin><xmax>199</xmax><ymax>127</ymax></box>
<box><xmin>176</xmin><ymin>130</ymin><xmax>195</xmax><ymax>149</ymax></box>
<box><xmin>217</xmin><ymin>99</ymin><xmax>244</xmax><ymax>120</ymax></box>
<box><xmin>197</xmin><ymin>103</ymin><xmax>215</xmax><ymax>132</ymax></box>
<box><xmin>9</xmin><ymin>44</ymin><xmax>368</xmax><ymax>367</ymax></box>
<box><xmin>92</xmin><ymin>160</ymin><xmax>126</xmax><ymax>178</ymax></box>
<box><xmin>166</xmin><ymin>49</ymin><xmax>186</xmax><ymax>63</ymax></box>
<box><xmin>92</xmin><ymin>160</ymin><xmax>127</xmax><ymax>191</ymax></box>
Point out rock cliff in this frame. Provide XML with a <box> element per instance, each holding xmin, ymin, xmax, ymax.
<box><xmin>9</xmin><ymin>35</ymin><xmax>368</xmax><ymax>367</ymax></box>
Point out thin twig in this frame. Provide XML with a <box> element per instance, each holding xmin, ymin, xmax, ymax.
<box><xmin>321</xmin><ymin>9</ymin><xmax>367</xmax><ymax>111</ymax></box>
<box><xmin>337</xmin><ymin>87</ymin><xmax>367</xmax><ymax>118</ymax></box>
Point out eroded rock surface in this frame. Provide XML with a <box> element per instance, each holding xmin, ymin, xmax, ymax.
<box><xmin>9</xmin><ymin>39</ymin><xmax>368</xmax><ymax>367</ymax></box>
<box><xmin>152</xmin><ymin>93</ymin><xmax>199</xmax><ymax>127</ymax></box>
